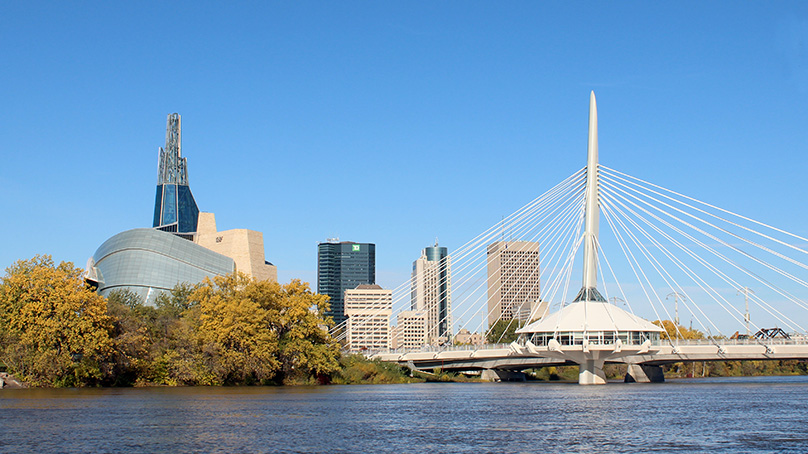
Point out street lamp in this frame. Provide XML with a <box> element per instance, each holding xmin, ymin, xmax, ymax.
<box><xmin>737</xmin><ymin>287</ymin><xmax>754</xmax><ymax>337</ymax></box>
<box><xmin>666</xmin><ymin>292</ymin><xmax>686</xmax><ymax>327</ymax></box>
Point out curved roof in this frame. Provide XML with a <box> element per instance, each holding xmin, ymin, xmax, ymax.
<box><xmin>517</xmin><ymin>301</ymin><xmax>664</xmax><ymax>334</ymax></box>
<box><xmin>90</xmin><ymin>228</ymin><xmax>234</xmax><ymax>304</ymax></box>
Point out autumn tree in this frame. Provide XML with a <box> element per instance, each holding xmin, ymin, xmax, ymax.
<box><xmin>0</xmin><ymin>255</ymin><xmax>114</xmax><ymax>387</ymax></box>
<box><xmin>191</xmin><ymin>273</ymin><xmax>280</xmax><ymax>384</ymax></box>
<box><xmin>653</xmin><ymin>320</ymin><xmax>706</xmax><ymax>341</ymax></box>
<box><xmin>264</xmin><ymin>279</ymin><xmax>340</xmax><ymax>383</ymax></box>
<box><xmin>190</xmin><ymin>274</ymin><xmax>340</xmax><ymax>385</ymax></box>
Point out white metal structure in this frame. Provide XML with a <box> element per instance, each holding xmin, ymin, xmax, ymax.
<box><xmin>517</xmin><ymin>92</ymin><xmax>663</xmax><ymax>385</ymax></box>
<box><xmin>358</xmin><ymin>92</ymin><xmax>808</xmax><ymax>385</ymax></box>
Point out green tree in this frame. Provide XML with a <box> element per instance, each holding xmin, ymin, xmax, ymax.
<box><xmin>154</xmin><ymin>282</ymin><xmax>198</xmax><ymax>318</ymax></box>
<box><xmin>0</xmin><ymin>255</ymin><xmax>114</xmax><ymax>387</ymax></box>
<box><xmin>105</xmin><ymin>289</ymin><xmax>155</xmax><ymax>385</ymax></box>
<box><xmin>486</xmin><ymin>319</ymin><xmax>525</xmax><ymax>344</ymax></box>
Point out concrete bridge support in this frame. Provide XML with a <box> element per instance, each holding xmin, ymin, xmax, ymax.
<box><xmin>624</xmin><ymin>364</ymin><xmax>665</xmax><ymax>383</ymax></box>
<box><xmin>481</xmin><ymin>369</ymin><xmax>526</xmax><ymax>382</ymax></box>
<box><xmin>578</xmin><ymin>359</ymin><xmax>608</xmax><ymax>385</ymax></box>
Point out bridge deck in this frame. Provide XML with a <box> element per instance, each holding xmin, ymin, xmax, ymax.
<box><xmin>372</xmin><ymin>340</ymin><xmax>808</xmax><ymax>371</ymax></box>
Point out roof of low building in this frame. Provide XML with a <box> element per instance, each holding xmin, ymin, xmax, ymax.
<box><xmin>517</xmin><ymin>301</ymin><xmax>664</xmax><ymax>334</ymax></box>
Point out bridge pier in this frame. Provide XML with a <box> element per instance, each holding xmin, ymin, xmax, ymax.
<box><xmin>481</xmin><ymin>369</ymin><xmax>526</xmax><ymax>382</ymax></box>
<box><xmin>578</xmin><ymin>359</ymin><xmax>607</xmax><ymax>385</ymax></box>
<box><xmin>624</xmin><ymin>364</ymin><xmax>665</xmax><ymax>383</ymax></box>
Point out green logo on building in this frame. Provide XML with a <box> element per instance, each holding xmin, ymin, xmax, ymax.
<box><xmin>352</xmin><ymin>244</ymin><xmax>360</xmax><ymax>252</ymax></box>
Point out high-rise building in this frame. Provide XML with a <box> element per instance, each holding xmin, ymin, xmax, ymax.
<box><xmin>486</xmin><ymin>241</ymin><xmax>541</xmax><ymax>327</ymax></box>
<box><xmin>411</xmin><ymin>242</ymin><xmax>451</xmax><ymax>344</ymax></box>
<box><xmin>394</xmin><ymin>310</ymin><xmax>426</xmax><ymax>350</ymax></box>
<box><xmin>153</xmin><ymin>113</ymin><xmax>199</xmax><ymax>237</ymax></box>
<box><xmin>345</xmin><ymin>284</ymin><xmax>392</xmax><ymax>352</ymax></box>
<box><xmin>317</xmin><ymin>240</ymin><xmax>375</xmax><ymax>326</ymax></box>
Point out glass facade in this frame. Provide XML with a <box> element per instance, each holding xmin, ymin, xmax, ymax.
<box><xmin>526</xmin><ymin>331</ymin><xmax>661</xmax><ymax>347</ymax></box>
<box><xmin>153</xmin><ymin>182</ymin><xmax>199</xmax><ymax>234</ymax></box>
<box><xmin>317</xmin><ymin>242</ymin><xmax>376</xmax><ymax>325</ymax></box>
<box><xmin>152</xmin><ymin>113</ymin><xmax>199</xmax><ymax>235</ymax></box>
<box><xmin>90</xmin><ymin>228</ymin><xmax>234</xmax><ymax>305</ymax></box>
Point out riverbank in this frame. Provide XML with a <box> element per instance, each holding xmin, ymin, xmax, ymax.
<box><xmin>3</xmin><ymin>357</ymin><xmax>805</xmax><ymax>388</ymax></box>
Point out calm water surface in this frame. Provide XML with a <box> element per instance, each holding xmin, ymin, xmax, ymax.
<box><xmin>2</xmin><ymin>376</ymin><xmax>808</xmax><ymax>453</ymax></box>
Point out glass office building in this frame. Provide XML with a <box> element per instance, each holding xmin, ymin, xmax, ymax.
<box><xmin>317</xmin><ymin>241</ymin><xmax>376</xmax><ymax>326</ymax></box>
<box><xmin>87</xmin><ymin>228</ymin><xmax>235</xmax><ymax>304</ymax></box>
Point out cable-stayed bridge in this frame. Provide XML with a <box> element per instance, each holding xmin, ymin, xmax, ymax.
<box><xmin>334</xmin><ymin>92</ymin><xmax>808</xmax><ymax>384</ymax></box>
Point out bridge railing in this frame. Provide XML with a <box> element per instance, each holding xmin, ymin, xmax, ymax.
<box><xmin>364</xmin><ymin>336</ymin><xmax>808</xmax><ymax>357</ymax></box>
<box><xmin>363</xmin><ymin>343</ymin><xmax>513</xmax><ymax>356</ymax></box>
<box><xmin>666</xmin><ymin>338</ymin><xmax>808</xmax><ymax>346</ymax></box>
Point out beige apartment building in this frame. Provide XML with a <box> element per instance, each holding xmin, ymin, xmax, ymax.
<box><xmin>487</xmin><ymin>241</ymin><xmax>541</xmax><ymax>327</ymax></box>
<box><xmin>345</xmin><ymin>284</ymin><xmax>392</xmax><ymax>352</ymax></box>
<box><xmin>393</xmin><ymin>310</ymin><xmax>426</xmax><ymax>350</ymax></box>
<box><xmin>454</xmin><ymin>328</ymin><xmax>484</xmax><ymax>346</ymax></box>
<box><xmin>411</xmin><ymin>244</ymin><xmax>451</xmax><ymax>345</ymax></box>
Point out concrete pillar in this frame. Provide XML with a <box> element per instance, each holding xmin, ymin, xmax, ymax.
<box><xmin>578</xmin><ymin>359</ymin><xmax>607</xmax><ymax>385</ymax></box>
<box><xmin>481</xmin><ymin>369</ymin><xmax>527</xmax><ymax>382</ymax></box>
<box><xmin>624</xmin><ymin>364</ymin><xmax>665</xmax><ymax>383</ymax></box>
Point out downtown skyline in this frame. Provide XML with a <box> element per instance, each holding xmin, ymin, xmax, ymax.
<box><xmin>2</xmin><ymin>2</ymin><xmax>807</xmax><ymax>293</ymax></box>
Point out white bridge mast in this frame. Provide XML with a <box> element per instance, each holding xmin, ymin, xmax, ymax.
<box><xmin>583</xmin><ymin>91</ymin><xmax>600</xmax><ymax>291</ymax></box>
<box><xmin>574</xmin><ymin>91</ymin><xmax>606</xmax><ymax>304</ymax></box>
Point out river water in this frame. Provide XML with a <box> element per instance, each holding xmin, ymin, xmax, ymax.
<box><xmin>2</xmin><ymin>376</ymin><xmax>807</xmax><ymax>453</ymax></box>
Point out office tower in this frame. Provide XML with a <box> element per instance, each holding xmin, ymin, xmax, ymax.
<box><xmin>345</xmin><ymin>284</ymin><xmax>392</xmax><ymax>352</ymax></box>
<box><xmin>395</xmin><ymin>310</ymin><xmax>426</xmax><ymax>350</ymax></box>
<box><xmin>153</xmin><ymin>113</ymin><xmax>199</xmax><ymax>237</ymax></box>
<box><xmin>486</xmin><ymin>241</ymin><xmax>541</xmax><ymax>327</ymax></box>
<box><xmin>411</xmin><ymin>242</ymin><xmax>451</xmax><ymax>344</ymax></box>
<box><xmin>317</xmin><ymin>239</ymin><xmax>376</xmax><ymax>325</ymax></box>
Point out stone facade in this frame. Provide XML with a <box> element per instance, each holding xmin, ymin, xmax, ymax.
<box><xmin>194</xmin><ymin>212</ymin><xmax>277</xmax><ymax>282</ymax></box>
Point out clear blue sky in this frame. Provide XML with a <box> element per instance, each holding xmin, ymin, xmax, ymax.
<box><xmin>1</xmin><ymin>2</ymin><xmax>807</xmax><ymax>290</ymax></box>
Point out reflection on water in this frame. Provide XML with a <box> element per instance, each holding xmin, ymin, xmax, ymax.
<box><xmin>2</xmin><ymin>376</ymin><xmax>808</xmax><ymax>453</ymax></box>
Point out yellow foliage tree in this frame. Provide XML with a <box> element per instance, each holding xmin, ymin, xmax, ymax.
<box><xmin>0</xmin><ymin>255</ymin><xmax>114</xmax><ymax>387</ymax></box>
<box><xmin>190</xmin><ymin>273</ymin><xmax>340</xmax><ymax>385</ymax></box>
<box><xmin>268</xmin><ymin>279</ymin><xmax>340</xmax><ymax>382</ymax></box>
<box><xmin>653</xmin><ymin>320</ymin><xmax>706</xmax><ymax>340</ymax></box>
<box><xmin>192</xmin><ymin>273</ymin><xmax>281</xmax><ymax>384</ymax></box>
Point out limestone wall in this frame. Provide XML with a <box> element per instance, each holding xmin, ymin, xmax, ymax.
<box><xmin>194</xmin><ymin>212</ymin><xmax>278</xmax><ymax>282</ymax></box>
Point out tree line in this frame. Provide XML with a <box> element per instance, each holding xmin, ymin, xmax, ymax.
<box><xmin>0</xmin><ymin>255</ymin><xmax>341</xmax><ymax>387</ymax></box>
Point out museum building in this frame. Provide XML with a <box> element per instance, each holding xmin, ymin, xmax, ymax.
<box><xmin>85</xmin><ymin>114</ymin><xmax>276</xmax><ymax>304</ymax></box>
